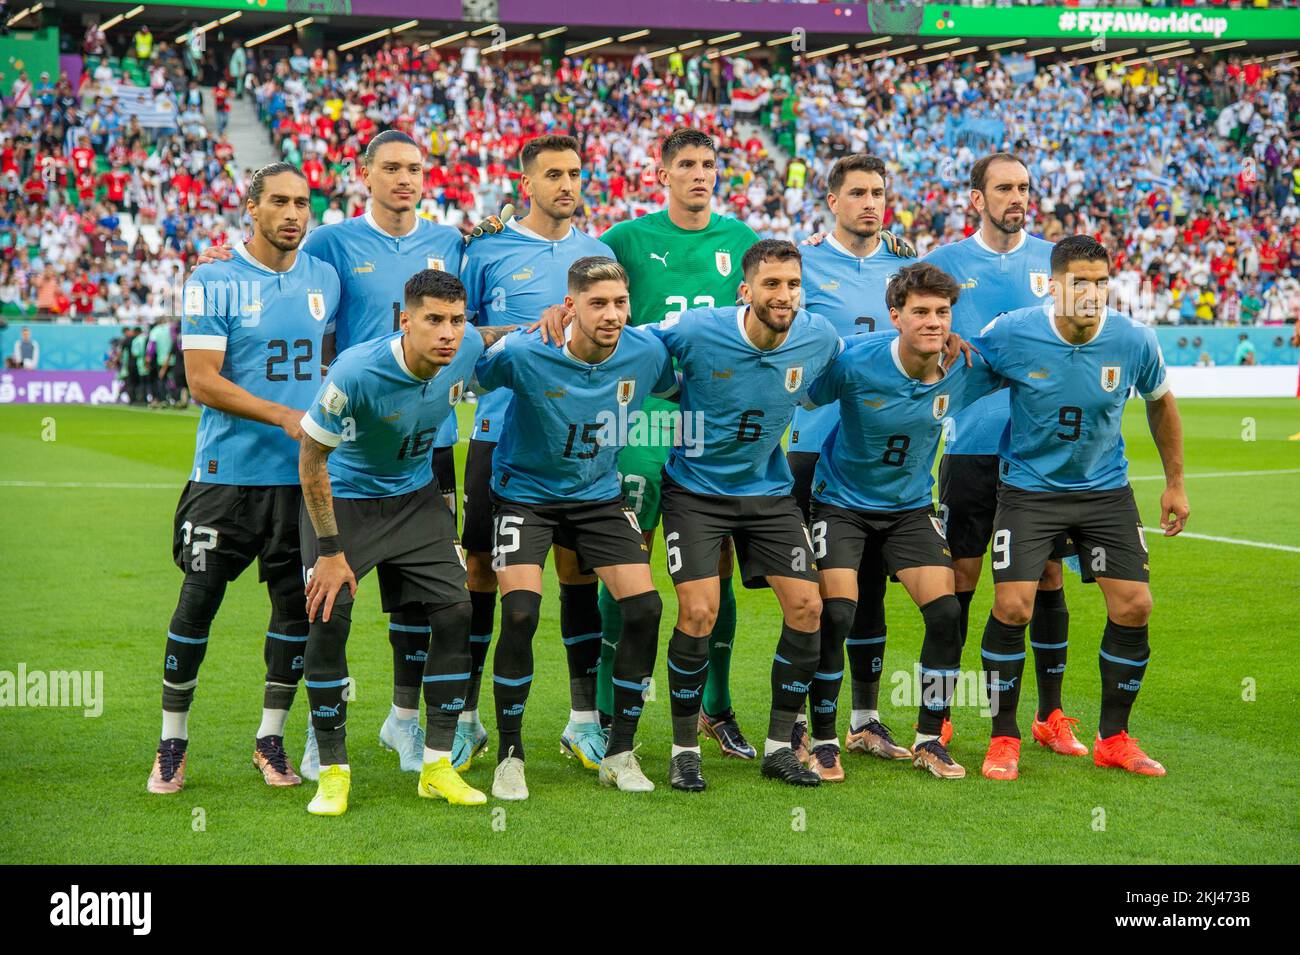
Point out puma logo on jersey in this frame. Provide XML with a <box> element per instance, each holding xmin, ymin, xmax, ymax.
<box><xmin>649</xmin><ymin>252</ymin><xmax>670</xmax><ymax>267</ymax></box>
<box><xmin>544</xmin><ymin>388</ymin><xmax>567</xmax><ymax>399</ymax></box>
<box><xmin>352</xmin><ymin>261</ymin><xmax>375</xmax><ymax>273</ymax></box>
<box><xmin>1029</xmin><ymin>368</ymin><xmax>1050</xmax><ymax>379</ymax></box>
<box><xmin>820</xmin><ymin>280</ymin><xmax>840</xmax><ymax>291</ymax></box>
<box><xmin>959</xmin><ymin>277</ymin><xmax>978</xmax><ymax>290</ymax></box>
<box><xmin>511</xmin><ymin>266</ymin><xmax>535</xmax><ymax>282</ymax></box>
<box><xmin>861</xmin><ymin>396</ymin><xmax>885</xmax><ymax>408</ymax></box>
<box><xmin>381</xmin><ymin>412</ymin><xmax>402</xmax><ymax>422</ymax></box>
<box><xmin>712</xmin><ymin>368</ymin><xmax>733</xmax><ymax>379</ymax></box>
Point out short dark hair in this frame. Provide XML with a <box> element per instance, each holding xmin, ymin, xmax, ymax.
<box><xmin>404</xmin><ymin>268</ymin><xmax>466</xmax><ymax>307</ymax></box>
<box><xmin>247</xmin><ymin>162</ymin><xmax>307</xmax><ymax>204</ymax></box>
<box><xmin>741</xmin><ymin>238</ymin><xmax>801</xmax><ymax>280</ymax></box>
<box><xmin>568</xmin><ymin>256</ymin><xmax>629</xmax><ymax>295</ymax></box>
<box><xmin>1050</xmin><ymin>234</ymin><xmax>1110</xmax><ymax>275</ymax></box>
<box><xmin>969</xmin><ymin>152</ymin><xmax>1027</xmax><ymax>193</ymax></box>
<box><xmin>520</xmin><ymin>134</ymin><xmax>580</xmax><ymax>172</ymax></box>
<box><xmin>660</xmin><ymin>128</ymin><xmax>717</xmax><ymax>168</ymax></box>
<box><xmin>828</xmin><ymin>154</ymin><xmax>887</xmax><ymax>195</ymax></box>
<box><xmin>885</xmin><ymin>262</ymin><xmax>961</xmax><ymax>311</ymax></box>
<box><xmin>361</xmin><ymin>129</ymin><xmax>420</xmax><ymax>168</ymax></box>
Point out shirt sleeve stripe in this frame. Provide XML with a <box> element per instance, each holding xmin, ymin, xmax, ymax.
<box><xmin>180</xmin><ymin>334</ymin><xmax>227</xmax><ymax>351</ymax></box>
<box><xmin>1141</xmin><ymin>378</ymin><xmax>1171</xmax><ymax>402</ymax></box>
<box><xmin>301</xmin><ymin>414</ymin><xmax>342</xmax><ymax>448</ymax></box>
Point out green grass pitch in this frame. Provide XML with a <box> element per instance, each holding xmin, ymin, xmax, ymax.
<box><xmin>1</xmin><ymin>398</ymin><xmax>1297</xmax><ymax>864</ymax></box>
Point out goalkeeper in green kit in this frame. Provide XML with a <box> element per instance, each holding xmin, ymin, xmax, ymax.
<box><xmin>594</xmin><ymin>129</ymin><xmax>761</xmax><ymax>756</ymax></box>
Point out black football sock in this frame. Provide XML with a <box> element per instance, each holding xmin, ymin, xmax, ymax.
<box><xmin>811</xmin><ymin>597</ymin><xmax>854</xmax><ymax>741</ymax></box>
<box><xmin>162</xmin><ymin>576</ymin><xmax>226</xmax><ymax>734</ymax></box>
<box><xmin>769</xmin><ymin>623</ymin><xmax>819</xmax><ymax>745</ymax></box>
<box><xmin>465</xmin><ymin>589</ymin><xmax>495</xmax><ymax>714</ymax></box>
<box><xmin>846</xmin><ymin>578</ymin><xmax>886</xmax><ymax>714</ymax></box>
<box><xmin>608</xmin><ymin>591</ymin><xmax>663</xmax><ymax>756</ymax></box>
<box><xmin>917</xmin><ymin>595</ymin><xmax>962</xmax><ymax>736</ymax></box>
<box><xmin>492</xmin><ymin>590</ymin><xmax>541</xmax><ymax>762</ymax></box>
<box><xmin>1030</xmin><ymin>587</ymin><xmax>1069</xmax><ymax>720</ymax></box>
<box><xmin>305</xmin><ymin>602</ymin><xmax>353</xmax><ymax>766</ymax></box>
<box><xmin>559</xmin><ymin>581</ymin><xmax>602</xmax><ymax>714</ymax></box>
<box><xmin>667</xmin><ymin>628</ymin><xmax>709</xmax><ymax>748</ymax></box>
<box><xmin>421</xmin><ymin>601</ymin><xmax>473</xmax><ymax>753</ymax></box>
<box><xmin>1098</xmin><ymin>620</ymin><xmax>1151</xmax><ymax>739</ymax></box>
<box><xmin>388</xmin><ymin>606</ymin><xmax>430</xmax><ymax>711</ymax></box>
<box><xmin>981</xmin><ymin>613</ymin><xmax>1027</xmax><ymax>740</ymax></box>
<box><xmin>955</xmin><ymin>589</ymin><xmax>975</xmax><ymax>650</ymax></box>
<box><xmin>262</xmin><ymin>602</ymin><xmax>308</xmax><ymax>720</ymax></box>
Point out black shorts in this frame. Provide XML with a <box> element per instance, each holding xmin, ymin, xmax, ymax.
<box><xmin>172</xmin><ymin>482</ymin><xmax>302</xmax><ymax>595</ymax></box>
<box><xmin>490</xmin><ymin>494</ymin><xmax>649</xmax><ymax>573</ymax></box>
<box><xmin>301</xmin><ymin>481</ymin><xmax>469</xmax><ymax>611</ymax></box>
<box><xmin>809</xmin><ymin>501</ymin><xmax>952</xmax><ymax>576</ymax></box>
<box><xmin>787</xmin><ymin>450</ymin><xmax>819</xmax><ymax>524</ymax></box>
<box><xmin>432</xmin><ymin>445</ymin><xmax>457</xmax><ymax>522</ymax></box>
<box><xmin>991</xmin><ymin>483</ymin><xmax>1149</xmax><ymax>584</ymax></box>
<box><xmin>660</xmin><ymin>477</ymin><xmax>817</xmax><ymax>589</ymax></box>
<box><xmin>940</xmin><ymin>454</ymin><xmax>1073</xmax><ymax>563</ymax></box>
<box><xmin>461</xmin><ymin>439</ymin><xmax>495</xmax><ymax>553</ymax></box>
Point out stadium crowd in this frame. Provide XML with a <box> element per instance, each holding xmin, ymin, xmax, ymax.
<box><xmin>2</xmin><ymin>17</ymin><xmax>1298</xmax><ymax>332</ymax></box>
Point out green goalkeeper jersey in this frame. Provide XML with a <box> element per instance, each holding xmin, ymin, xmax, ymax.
<box><xmin>600</xmin><ymin>211</ymin><xmax>760</xmax><ymax>328</ymax></box>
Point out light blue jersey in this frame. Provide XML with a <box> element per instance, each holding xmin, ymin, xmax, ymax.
<box><xmin>181</xmin><ymin>242</ymin><xmax>340</xmax><ymax>486</ymax></box>
<box><xmin>302</xmin><ymin>208</ymin><xmax>464</xmax><ymax>448</ymax></box>
<box><xmin>646</xmin><ymin>305</ymin><xmax>842</xmax><ymax>497</ymax></box>
<box><xmin>473</xmin><ymin>326</ymin><xmax>676</xmax><ymax>504</ymax></box>
<box><xmin>460</xmin><ymin>217</ymin><xmax>615</xmax><ymax>443</ymax></box>
<box><xmin>807</xmin><ymin>335</ymin><xmax>1002</xmax><ymax>512</ymax></box>
<box><xmin>972</xmin><ymin>302</ymin><xmax>1169</xmax><ymax>493</ymax></box>
<box><xmin>789</xmin><ymin>235</ymin><xmax>908</xmax><ymax>454</ymax></box>
<box><xmin>301</xmin><ymin>329</ymin><xmax>484</xmax><ymax>499</ymax></box>
<box><xmin>923</xmin><ymin>230</ymin><xmax>1053</xmax><ymax>455</ymax></box>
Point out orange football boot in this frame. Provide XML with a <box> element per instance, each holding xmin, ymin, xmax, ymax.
<box><xmin>1093</xmin><ymin>730</ymin><xmax>1166</xmax><ymax>776</ymax></box>
<box><xmin>981</xmin><ymin>736</ymin><xmax>1021</xmax><ymax>780</ymax></box>
<box><xmin>1031</xmin><ymin>708</ymin><xmax>1088</xmax><ymax>756</ymax></box>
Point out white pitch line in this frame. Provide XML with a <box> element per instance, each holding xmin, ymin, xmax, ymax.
<box><xmin>1144</xmin><ymin>527</ymin><xmax>1300</xmax><ymax>554</ymax></box>
<box><xmin>0</xmin><ymin>480</ymin><xmax>177</xmax><ymax>489</ymax></box>
<box><xmin>1130</xmin><ymin>468</ymin><xmax>1300</xmax><ymax>482</ymax></box>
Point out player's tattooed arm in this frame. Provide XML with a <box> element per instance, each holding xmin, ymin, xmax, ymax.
<box><xmin>300</xmin><ymin>435</ymin><xmax>339</xmax><ymax>538</ymax></box>
<box><xmin>1146</xmin><ymin>392</ymin><xmax>1189</xmax><ymax>537</ymax></box>
<box><xmin>185</xmin><ymin>348</ymin><xmax>304</xmax><ymax>440</ymax></box>
<box><xmin>300</xmin><ymin>435</ymin><xmax>357</xmax><ymax>621</ymax></box>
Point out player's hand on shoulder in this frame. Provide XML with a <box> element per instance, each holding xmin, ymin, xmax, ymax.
<box><xmin>1159</xmin><ymin>485</ymin><xmax>1189</xmax><ymax>537</ymax></box>
<box><xmin>880</xmin><ymin>231</ymin><xmax>917</xmax><ymax>258</ymax></box>
<box><xmin>196</xmin><ymin>243</ymin><xmax>233</xmax><ymax>266</ymax></box>
<box><xmin>801</xmin><ymin>231</ymin><xmax>827</xmax><ymax>247</ymax></box>
<box><xmin>464</xmin><ymin>203</ymin><xmax>516</xmax><ymax>244</ymax></box>
<box><xmin>942</xmin><ymin>332</ymin><xmax>976</xmax><ymax>370</ymax></box>
<box><xmin>306</xmin><ymin>554</ymin><xmax>358</xmax><ymax>623</ymax></box>
<box><xmin>527</xmin><ymin>302</ymin><xmax>573</xmax><ymax>346</ymax></box>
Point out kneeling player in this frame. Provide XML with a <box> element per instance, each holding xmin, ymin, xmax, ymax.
<box><xmin>297</xmin><ymin>270</ymin><xmax>491</xmax><ymax>815</ymax></box>
<box><xmin>475</xmin><ymin>257</ymin><xmax>671</xmax><ymax>799</ymax></box>
<box><xmin>971</xmin><ymin>235</ymin><xmax>1188</xmax><ymax>780</ymax></box>
<box><xmin>804</xmin><ymin>263</ymin><xmax>1000</xmax><ymax>780</ymax></box>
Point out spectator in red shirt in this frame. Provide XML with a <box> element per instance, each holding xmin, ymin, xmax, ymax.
<box><xmin>71</xmin><ymin>273</ymin><xmax>99</xmax><ymax>320</ymax></box>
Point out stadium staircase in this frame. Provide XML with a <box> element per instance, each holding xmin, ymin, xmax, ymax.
<box><xmin>205</xmin><ymin>88</ymin><xmax>279</xmax><ymax>172</ymax></box>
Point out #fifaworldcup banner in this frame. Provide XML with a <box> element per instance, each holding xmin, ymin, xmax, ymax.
<box><xmin>921</xmin><ymin>4</ymin><xmax>1300</xmax><ymax>41</ymax></box>
<box><xmin>0</xmin><ymin>371</ymin><xmax>126</xmax><ymax>405</ymax></box>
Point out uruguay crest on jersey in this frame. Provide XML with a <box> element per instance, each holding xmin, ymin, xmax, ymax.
<box><xmin>785</xmin><ymin>365</ymin><xmax>804</xmax><ymax>393</ymax></box>
<box><xmin>1029</xmin><ymin>271</ymin><xmax>1050</xmax><ymax>297</ymax></box>
<box><xmin>933</xmin><ymin>393</ymin><xmax>950</xmax><ymax>419</ymax></box>
<box><xmin>428</xmin><ymin>257</ymin><xmax>445</xmax><ymax>272</ymax></box>
<box><xmin>616</xmin><ymin>378</ymin><xmax>635</xmax><ymax>405</ymax></box>
<box><xmin>1100</xmin><ymin>365</ymin><xmax>1122</xmax><ymax>392</ymax></box>
<box><xmin>448</xmin><ymin>378</ymin><xmax>464</xmax><ymax>405</ymax></box>
<box><xmin>307</xmin><ymin>291</ymin><xmax>327</xmax><ymax>322</ymax></box>
<box><xmin>716</xmin><ymin>250</ymin><xmax>732</xmax><ymax>277</ymax></box>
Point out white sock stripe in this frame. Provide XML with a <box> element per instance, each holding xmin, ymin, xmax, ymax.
<box><xmin>163</xmin><ymin>678</ymin><xmax>198</xmax><ymax>690</ymax></box>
